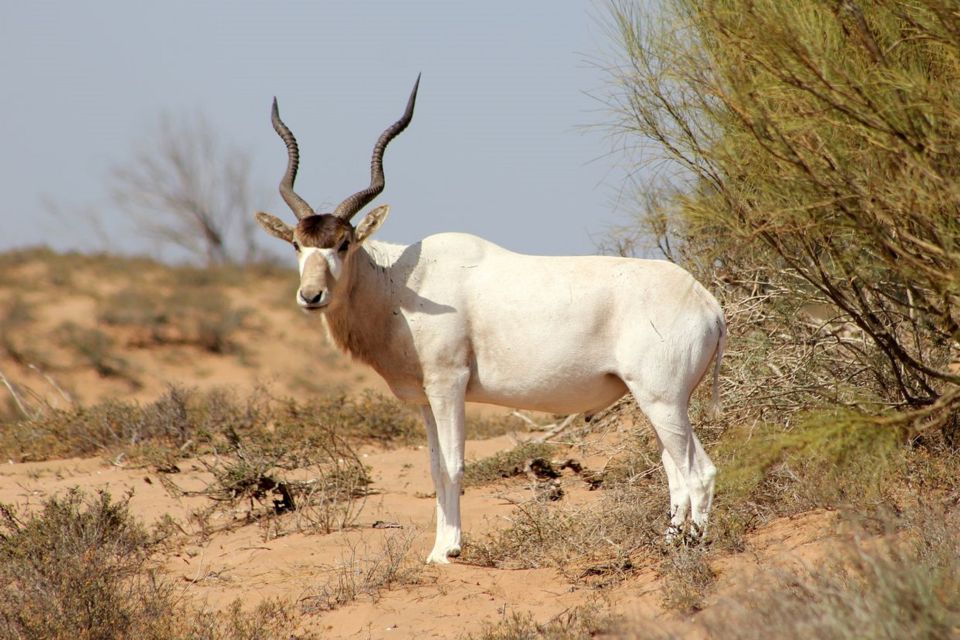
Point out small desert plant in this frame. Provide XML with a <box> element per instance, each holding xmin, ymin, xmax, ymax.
<box><xmin>300</xmin><ymin>529</ymin><xmax>423</xmax><ymax>612</ymax></box>
<box><xmin>203</xmin><ymin>599</ymin><xmax>307</xmax><ymax>640</ymax></box>
<box><xmin>177</xmin><ymin>428</ymin><xmax>372</xmax><ymax>539</ymax></box>
<box><xmin>465</xmin><ymin>480</ymin><xmax>666</xmax><ymax>583</ymax></box>
<box><xmin>0</xmin><ymin>489</ymin><xmax>164</xmax><ymax>639</ymax></box>
<box><xmin>657</xmin><ymin>545</ymin><xmax>715</xmax><ymax>613</ymax></box>
<box><xmin>466</xmin><ymin>605</ymin><xmax>623</xmax><ymax>640</ymax></box>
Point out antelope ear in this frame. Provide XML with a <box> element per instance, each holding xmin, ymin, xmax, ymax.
<box><xmin>355</xmin><ymin>205</ymin><xmax>391</xmax><ymax>244</ymax></box>
<box><xmin>255</xmin><ymin>212</ymin><xmax>294</xmax><ymax>243</ymax></box>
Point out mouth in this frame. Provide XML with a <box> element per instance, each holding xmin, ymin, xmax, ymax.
<box><xmin>298</xmin><ymin>302</ymin><xmax>328</xmax><ymax>311</ymax></box>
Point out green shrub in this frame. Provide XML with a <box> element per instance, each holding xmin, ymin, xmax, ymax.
<box><xmin>608</xmin><ymin>0</ymin><xmax>960</xmax><ymax>423</ymax></box>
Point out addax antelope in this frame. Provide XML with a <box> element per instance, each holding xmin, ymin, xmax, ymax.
<box><xmin>255</xmin><ymin>76</ymin><xmax>726</xmax><ymax>564</ymax></box>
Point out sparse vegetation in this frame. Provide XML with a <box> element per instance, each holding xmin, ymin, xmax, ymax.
<box><xmin>179</xmin><ymin>428</ymin><xmax>373</xmax><ymax>538</ymax></box>
<box><xmin>0</xmin><ymin>490</ymin><xmax>308</xmax><ymax>640</ymax></box>
<box><xmin>98</xmin><ymin>285</ymin><xmax>250</xmax><ymax>354</ymax></box>
<box><xmin>57</xmin><ymin>321</ymin><xmax>140</xmax><ymax>385</ymax></box>
<box><xmin>465</xmin><ymin>605</ymin><xmax>623</xmax><ymax>640</ymax></box>
<box><xmin>0</xmin><ymin>385</ymin><xmax>422</xmax><ymax>463</ymax></box>
<box><xmin>464</xmin><ymin>479</ymin><xmax>666</xmax><ymax>582</ymax></box>
<box><xmin>300</xmin><ymin>529</ymin><xmax>424</xmax><ymax>613</ymax></box>
<box><xmin>657</xmin><ymin>545</ymin><xmax>715</xmax><ymax>613</ymax></box>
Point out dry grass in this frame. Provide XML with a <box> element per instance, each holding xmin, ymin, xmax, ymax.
<box><xmin>172</xmin><ymin>429</ymin><xmax>373</xmax><ymax>540</ymax></box>
<box><xmin>300</xmin><ymin>528</ymin><xmax>424</xmax><ymax>613</ymax></box>
<box><xmin>465</xmin><ymin>605</ymin><xmax>623</xmax><ymax>640</ymax></box>
<box><xmin>0</xmin><ymin>385</ymin><xmax>423</xmax><ymax>463</ymax></box>
<box><xmin>656</xmin><ymin>545</ymin><xmax>715</xmax><ymax>613</ymax></box>
<box><xmin>464</xmin><ymin>479</ymin><xmax>666</xmax><ymax>584</ymax></box>
<box><xmin>464</xmin><ymin>411</ymin><xmax>554</xmax><ymax>440</ymax></box>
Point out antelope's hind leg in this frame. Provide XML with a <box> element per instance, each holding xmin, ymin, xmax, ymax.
<box><xmin>631</xmin><ymin>389</ymin><xmax>716</xmax><ymax>540</ymax></box>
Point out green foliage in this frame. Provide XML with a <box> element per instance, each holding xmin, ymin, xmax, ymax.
<box><xmin>608</xmin><ymin>0</ymin><xmax>960</xmax><ymax>416</ymax></box>
<box><xmin>715</xmin><ymin>410</ymin><xmax>907</xmax><ymax>508</ymax></box>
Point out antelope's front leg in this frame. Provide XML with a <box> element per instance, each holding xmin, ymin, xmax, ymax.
<box><xmin>421</xmin><ymin>375</ymin><xmax>467</xmax><ymax>564</ymax></box>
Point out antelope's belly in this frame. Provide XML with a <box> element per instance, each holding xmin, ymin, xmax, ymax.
<box><xmin>465</xmin><ymin>369</ymin><xmax>628</xmax><ymax>414</ymax></box>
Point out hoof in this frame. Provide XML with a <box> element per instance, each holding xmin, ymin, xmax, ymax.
<box><xmin>664</xmin><ymin>522</ymin><xmax>706</xmax><ymax>547</ymax></box>
<box><xmin>664</xmin><ymin>524</ymin><xmax>683</xmax><ymax>544</ymax></box>
<box><xmin>426</xmin><ymin>545</ymin><xmax>461</xmax><ymax>564</ymax></box>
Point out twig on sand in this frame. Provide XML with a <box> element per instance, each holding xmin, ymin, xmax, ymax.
<box><xmin>533</xmin><ymin>414</ymin><xmax>580</xmax><ymax>444</ymax></box>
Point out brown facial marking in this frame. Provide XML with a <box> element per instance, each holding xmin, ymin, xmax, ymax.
<box><xmin>295</xmin><ymin>214</ymin><xmax>355</xmax><ymax>249</ymax></box>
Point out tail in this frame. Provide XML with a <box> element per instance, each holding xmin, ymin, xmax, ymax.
<box><xmin>708</xmin><ymin>317</ymin><xmax>726</xmax><ymax>420</ymax></box>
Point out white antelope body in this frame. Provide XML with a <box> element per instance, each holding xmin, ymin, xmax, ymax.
<box><xmin>255</xmin><ymin>77</ymin><xmax>725</xmax><ymax>564</ymax></box>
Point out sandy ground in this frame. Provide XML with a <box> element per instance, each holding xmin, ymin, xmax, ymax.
<box><xmin>0</xmin><ymin>438</ymin><xmax>840</xmax><ymax>639</ymax></box>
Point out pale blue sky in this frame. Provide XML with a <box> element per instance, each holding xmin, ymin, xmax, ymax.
<box><xmin>0</xmin><ymin>2</ymin><xmax>639</xmax><ymax>260</ymax></box>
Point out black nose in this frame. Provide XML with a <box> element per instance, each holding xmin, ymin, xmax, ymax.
<box><xmin>300</xmin><ymin>290</ymin><xmax>323</xmax><ymax>304</ymax></box>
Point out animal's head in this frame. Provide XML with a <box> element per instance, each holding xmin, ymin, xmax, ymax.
<box><xmin>255</xmin><ymin>76</ymin><xmax>419</xmax><ymax>310</ymax></box>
